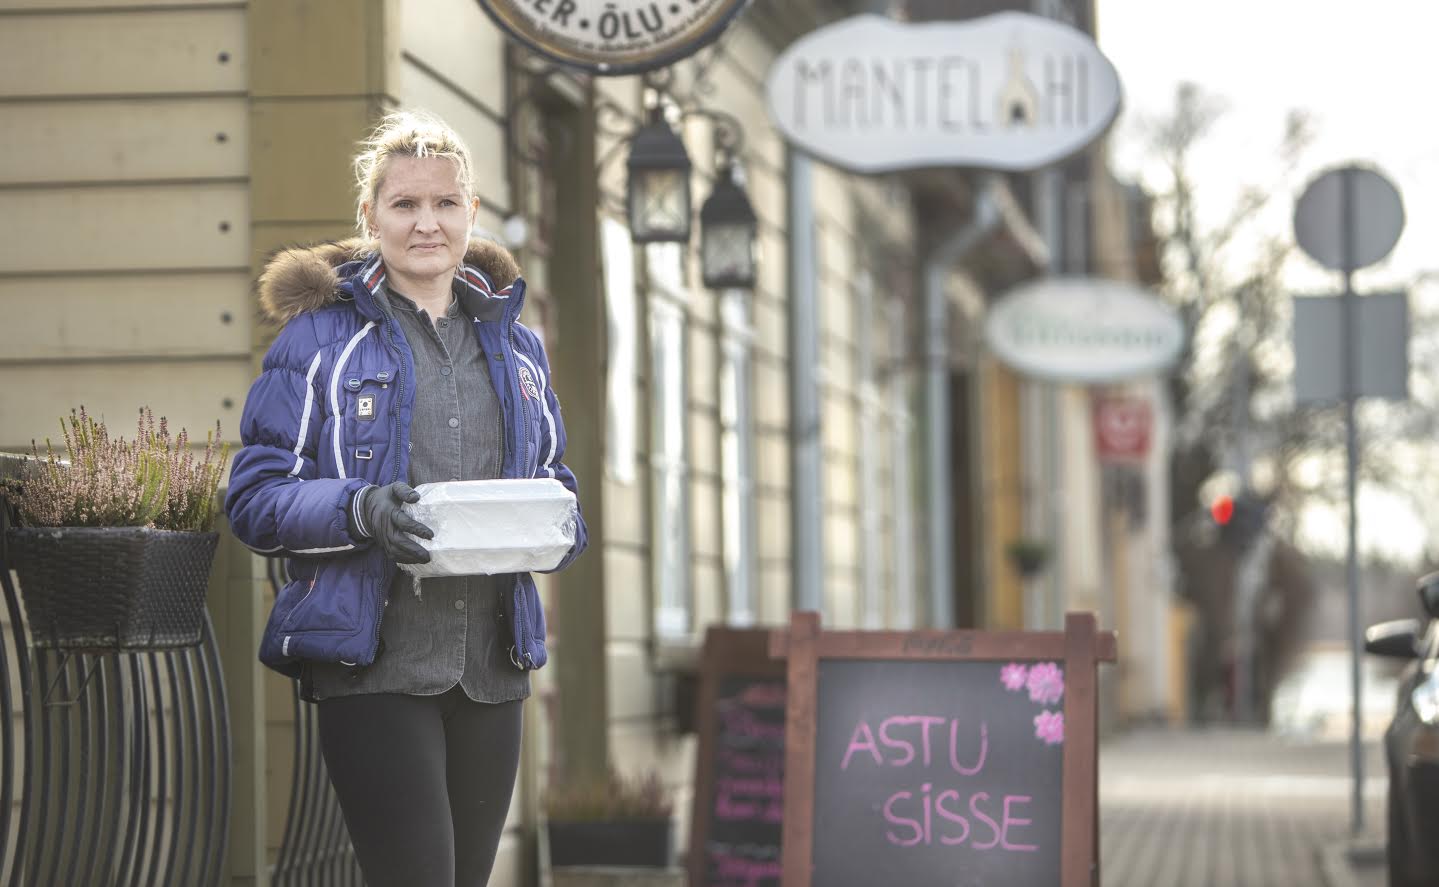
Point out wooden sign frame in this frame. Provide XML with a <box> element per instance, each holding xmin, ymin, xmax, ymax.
<box><xmin>769</xmin><ymin>611</ymin><xmax>1117</xmax><ymax>887</ymax></box>
<box><xmin>689</xmin><ymin>626</ymin><xmax>788</xmax><ymax>887</ymax></box>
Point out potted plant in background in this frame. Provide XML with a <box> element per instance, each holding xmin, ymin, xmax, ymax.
<box><xmin>1</xmin><ymin>407</ymin><xmax>228</xmax><ymax>653</ymax></box>
<box><xmin>1006</xmin><ymin>537</ymin><xmax>1051</xmax><ymax>579</ymax></box>
<box><xmin>544</xmin><ymin>767</ymin><xmax>676</xmax><ymax>884</ymax></box>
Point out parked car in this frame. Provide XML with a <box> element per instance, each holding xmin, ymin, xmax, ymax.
<box><xmin>1364</xmin><ymin>572</ymin><xmax>1439</xmax><ymax>887</ymax></box>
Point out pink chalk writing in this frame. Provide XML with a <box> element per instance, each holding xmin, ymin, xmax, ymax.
<box><xmin>840</xmin><ymin>716</ymin><xmax>988</xmax><ymax>775</ymax></box>
<box><xmin>737</xmin><ymin>683</ymin><xmax>785</xmax><ymax>708</ymax></box>
<box><xmin>720</xmin><ymin>748</ymin><xmax>781</xmax><ymax>774</ymax></box>
<box><xmin>882</xmin><ymin>785</ymin><xmax>1041</xmax><ymax>852</ymax></box>
<box><xmin>1000</xmin><ymin>662</ymin><xmax>1028</xmax><ymax>691</ymax></box>
<box><xmin>719</xmin><ymin>705</ymin><xmax>785</xmax><ymax>742</ymax></box>
<box><xmin>710</xmin><ymin>854</ymin><xmax>783</xmax><ymax>886</ymax></box>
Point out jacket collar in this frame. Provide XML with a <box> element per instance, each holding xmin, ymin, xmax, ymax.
<box><xmin>256</xmin><ymin>237</ymin><xmax>525</xmax><ymax>326</ymax></box>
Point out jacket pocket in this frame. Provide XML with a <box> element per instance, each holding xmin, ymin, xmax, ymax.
<box><xmin>339</xmin><ymin>364</ymin><xmax>398</xmax><ymax>448</ymax></box>
<box><xmin>276</xmin><ymin>559</ymin><xmax>360</xmax><ymax>636</ymax></box>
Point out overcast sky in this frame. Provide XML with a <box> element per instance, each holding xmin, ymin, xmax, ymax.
<box><xmin>1098</xmin><ymin>0</ymin><xmax>1436</xmax><ymax>289</ymax></box>
<box><xmin>1097</xmin><ymin>0</ymin><xmax>1439</xmax><ymax>563</ymax></box>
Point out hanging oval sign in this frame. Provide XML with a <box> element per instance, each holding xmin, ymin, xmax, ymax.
<box><xmin>477</xmin><ymin>0</ymin><xmax>751</xmax><ymax>75</ymax></box>
<box><xmin>984</xmin><ymin>278</ymin><xmax>1185</xmax><ymax>383</ymax></box>
<box><xmin>766</xmin><ymin>12</ymin><xmax>1122</xmax><ymax>173</ymax></box>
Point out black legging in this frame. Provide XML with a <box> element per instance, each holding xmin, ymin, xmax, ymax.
<box><xmin>317</xmin><ymin>687</ymin><xmax>524</xmax><ymax>887</ymax></box>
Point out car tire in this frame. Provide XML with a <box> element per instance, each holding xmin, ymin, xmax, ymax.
<box><xmin>1388</xmin><ymin>778</ymin><xmax>1417</xmax><ymax>887</ymax></box>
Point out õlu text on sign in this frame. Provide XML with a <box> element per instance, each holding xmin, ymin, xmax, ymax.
<box><xmin>765</xmin><ymin>13</ymin><xmax>1122</xmax><ymax>173</ymax></box>
<box><xmin>984</xmin><ymin>277</ymin><xmax>1184</xmax><ymax>384</ymax></box>
<box><xmin>770</xmin><ymin>612</ymin><xmax>1117</xmax><ymax>887</ymax></box>
<box><xmin>477</xmin><ymin>0</ymin><xmax>751</xmax><ymax>75</ymax></box>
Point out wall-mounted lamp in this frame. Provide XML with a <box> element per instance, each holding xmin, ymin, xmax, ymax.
<box><xmin>699</xmin><ymin>160</ymin><xmax>757</xmax><ymax>290</ymax></box>
<box><xmin>626</xmin><ymin>106</ymin><xmax>693</xmax><ymax>244</ymax></box>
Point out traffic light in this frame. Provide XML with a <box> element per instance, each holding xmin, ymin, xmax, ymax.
<box><xmin>1210</xmin><ymin>495</ymin><xmax>1235</xmax><ymax>526</ymax></box>
<box><xmin>1209</xmin><ymin>492</ymin><xmax>1267</xmax><ymax>550</ymax></box>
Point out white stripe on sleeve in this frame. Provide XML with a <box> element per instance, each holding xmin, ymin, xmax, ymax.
<box><xmin>290</xmin><ymin>350</ymin><xmax>326</xmax><ymax>476</ymax></box>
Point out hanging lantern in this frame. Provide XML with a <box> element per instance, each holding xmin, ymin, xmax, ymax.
<box><xmin>699</xmin><ymin>162</ymin><xmax>758</xmax><ymax>290</ymax></box>
<box><xmin>626</xmin><ymin>106</ymin><xmax>692</xmax><ymax>244</ymax></box>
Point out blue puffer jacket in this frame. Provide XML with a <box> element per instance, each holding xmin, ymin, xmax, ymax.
<box><xmin>225</xmin><ymin>238</ymin><xmax>586</xmax><ymax>680</ymax></box>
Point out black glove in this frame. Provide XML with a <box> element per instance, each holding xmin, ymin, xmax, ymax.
<box><xmin>349</xmin><ymin>482</ymin><xmax>433</xmax><ymax>564</ymax></box>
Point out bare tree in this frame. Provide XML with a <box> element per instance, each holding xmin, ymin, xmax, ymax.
<box><xmin>1141</xmin><ymin>82</ymin><xmax>1321</xmax><ymax>720</ymax></box>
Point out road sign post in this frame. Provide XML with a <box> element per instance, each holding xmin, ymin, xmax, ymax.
<box><xmin>1293</xmin><ymin>163</ymin><xmax>1406</xmax><ymax>837</ymax></box>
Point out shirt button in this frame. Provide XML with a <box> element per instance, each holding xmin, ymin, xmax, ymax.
<box><xmin>454</xmin><ymin>599</ymin><xmax>465</xmax><ymax>611</ymax></box>
<box><xmin>440</xmin><ymin>366</ymin><xmax>453</xmax><ymax>376</ymax></box>
<box><xmin>448</xmin><ymin>417</ymin><xmax>459</xmax><ymax>428</ymax></box>
<box><xmin>493</xmin><ymin>352</ymin><xmax>505</xmax><ymax>361</ymax></box>
<box><xmin>438</xmin><ymin>320</ymin><xmax>448</xmax><ymax>328</ymax></box>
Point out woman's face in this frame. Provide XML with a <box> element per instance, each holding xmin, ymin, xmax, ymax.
<box><xmin>366</xmin><ymin>155</ymin><xmax>476</xmax><ymax>286</ymax></box>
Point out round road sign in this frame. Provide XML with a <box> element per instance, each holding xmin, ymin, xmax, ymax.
<box><xmin>1293</xmin><ymin>164</ymin><xmax>1405</xmax><ymax>272</ymax></box>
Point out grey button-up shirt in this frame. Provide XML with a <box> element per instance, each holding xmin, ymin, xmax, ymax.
<box><xmin>309</xmin><ymin>283</ymin><xmax>530</xmax><ymax>703</ymax></box>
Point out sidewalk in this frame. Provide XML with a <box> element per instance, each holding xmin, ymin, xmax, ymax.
<box><xmin>1319</xmin><ymin>839</ymin><xmax>1386</xmax><ymax>887</ymax></box>
<box><xmin>1099</xmin><ymin>727</ymin><xmax>1387</xmax><ymax>887</ymax></box>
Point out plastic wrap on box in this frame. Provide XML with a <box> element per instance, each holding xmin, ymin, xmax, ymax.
<box><xmin>396</xmin><ymin>478</ymin><xmax>578</xmax><ymax>578</ymax></box>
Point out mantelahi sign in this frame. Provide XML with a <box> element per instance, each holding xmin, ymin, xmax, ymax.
<box><xmin>478</xmin><ymin>0</ymin><xmax>750</xmax><ymax>75</ymax></box>
<box><xmin>984</xmin><ymin>278</ymin><xmax>1184</xmax><ymax>383</ymax></box>
<box><xmin>765</xmin><ymin>13</ymin><xmax>1122</xmax><ymax>173</ymax></box>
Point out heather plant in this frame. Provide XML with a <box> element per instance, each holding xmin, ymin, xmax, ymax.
<box><xmin>543</xmin><ymin>768</ymin><xmax>673</xmax><ymax>822</ymax></box>
<box><xmin>146</xmin><ymin>414</ymin><xmax>230</xmax><ymax>533</ymax></box>
<box><xmin>4</xmin><ymin>407</ymin><xmax>228</xmax><ymax>532</ymax></box>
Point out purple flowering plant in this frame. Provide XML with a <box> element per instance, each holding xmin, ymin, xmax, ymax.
<box><xmin>5</xmin><ymin>407</ymin><xmax>229</xmax><ymax>533</ymax></box>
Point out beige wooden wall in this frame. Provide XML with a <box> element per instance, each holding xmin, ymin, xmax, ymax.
<box><xmin>0</xmin><ymin>0</ymin><xmax>252</xmax><ymax>453</ymax></box>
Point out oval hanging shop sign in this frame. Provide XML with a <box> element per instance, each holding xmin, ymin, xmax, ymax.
<box><xmin>766</xmin><ymin>13</ymin><xmax>1122</xmax><ymax>173</ymax></box>
<box><xmin>478</xmin><ymin>0</ymin><xmax>751</xmax><ymax>75</ymax></box>
<box><xmin>984</xmin><ymin>278</ymin><xmax>1185</xmax><ymax>383</ymax></box>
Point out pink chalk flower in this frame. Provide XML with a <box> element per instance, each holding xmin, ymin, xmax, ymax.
<box><xmin>1000</xmin><ymin>663</ymin><xmax>1029</xmax><ymax>692</ymax></box>
<box><xmin>1026</xmin><ymin>662</ymin><xmax>1064</xmax><ymax>705</ymax></box>
<box><xmin>1034</xmin><ymin>710</ymin><xmax>1064</xmax><ymax>745</ymax></box>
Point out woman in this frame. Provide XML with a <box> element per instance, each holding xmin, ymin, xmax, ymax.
<box><xmin>226</xmin><ymin>110</ymin><xmax>586</xmax><ymax>886</ymax></box>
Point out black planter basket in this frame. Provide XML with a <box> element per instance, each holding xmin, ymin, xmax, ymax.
<box><xmin>5</xmin><ymin>526</ymin><xmax>218</xmax><ymax>653</ymax></box>
<box><xmin>547</xmin><ymin>818</ymin><xmax>672</xmax><ymax>868</ymax></box>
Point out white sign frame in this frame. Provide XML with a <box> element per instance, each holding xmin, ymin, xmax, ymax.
<box><xmin>765</xmin><ymin>12</ymin><xmax>1122</xmax><ymax>173</ymax></box>
<box><xmin>984</xmin><ymin>277</ymin><xmax>1184</xmax><ymax>383</ymax></box>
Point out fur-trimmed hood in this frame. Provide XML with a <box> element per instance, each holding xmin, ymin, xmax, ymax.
<box><xmin>257</xmin><ymin>238</ymin><xmax>522</xmax><ymax>324</ymax></box>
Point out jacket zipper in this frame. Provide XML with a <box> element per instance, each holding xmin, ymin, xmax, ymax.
<box><xmin>507</xmin><ymin>323</ymin><xmax>534</xmax><ymax>668</ymax></box>
<box><xmin>368</xmin><ymin>309</ymin><xmax>406</xmax><ymax>660</ymax></box>
<box><xmin>385</xmin><ymin>315</ymin><xmax>405</xmax><ymax>484</ymax></box>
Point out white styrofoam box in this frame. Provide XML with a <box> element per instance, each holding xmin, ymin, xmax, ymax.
<box><xmin>397</xmin><ymin>478</ymin><xmax>578</xmax><ymax>578</ymax></box>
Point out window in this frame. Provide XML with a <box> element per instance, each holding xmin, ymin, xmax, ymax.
<box><xmin>718</xmin><ymin>288</ymin><xmax>757</xmax><ymax>626</ymax></box>
<box><xmin>856</xmin><ymin>272</ymin><xmax>884</xmax><ymax>629</ymax></box>
<box><xmin>648</xmin><ymin>244</ymin><xmax>691</xmax><ymax>641</ymax></box>
<box><xmin>888</xmin><ymin>295</ymin><xmax>918</xmax><ymax>629</ymax></box>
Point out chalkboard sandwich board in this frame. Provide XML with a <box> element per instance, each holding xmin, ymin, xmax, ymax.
<box><xmin>689</xmin><ymin>627</ymin><xmax>788</xmax><ymax>887</ymax></box>
<box><xmin>770</xmin><ymin>611</ymin><xmax>1117</xmax><ymax>887</ymax></box>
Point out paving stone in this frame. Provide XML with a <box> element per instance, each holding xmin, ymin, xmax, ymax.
<box><xmin>1099</xmin><ymin>728</ymin><xmax>1387</xmax><ymax>887</ymax></box>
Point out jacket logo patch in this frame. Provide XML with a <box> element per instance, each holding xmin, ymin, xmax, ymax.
<box><xmin>357</xmin><ymin>394</ymin><xmax>376</xmax><ymax>420</ymax></box>
<box><xmin>517</xmin><ymin>366</ymin><xmax>540</xmax><ymax>401</ymax></box>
